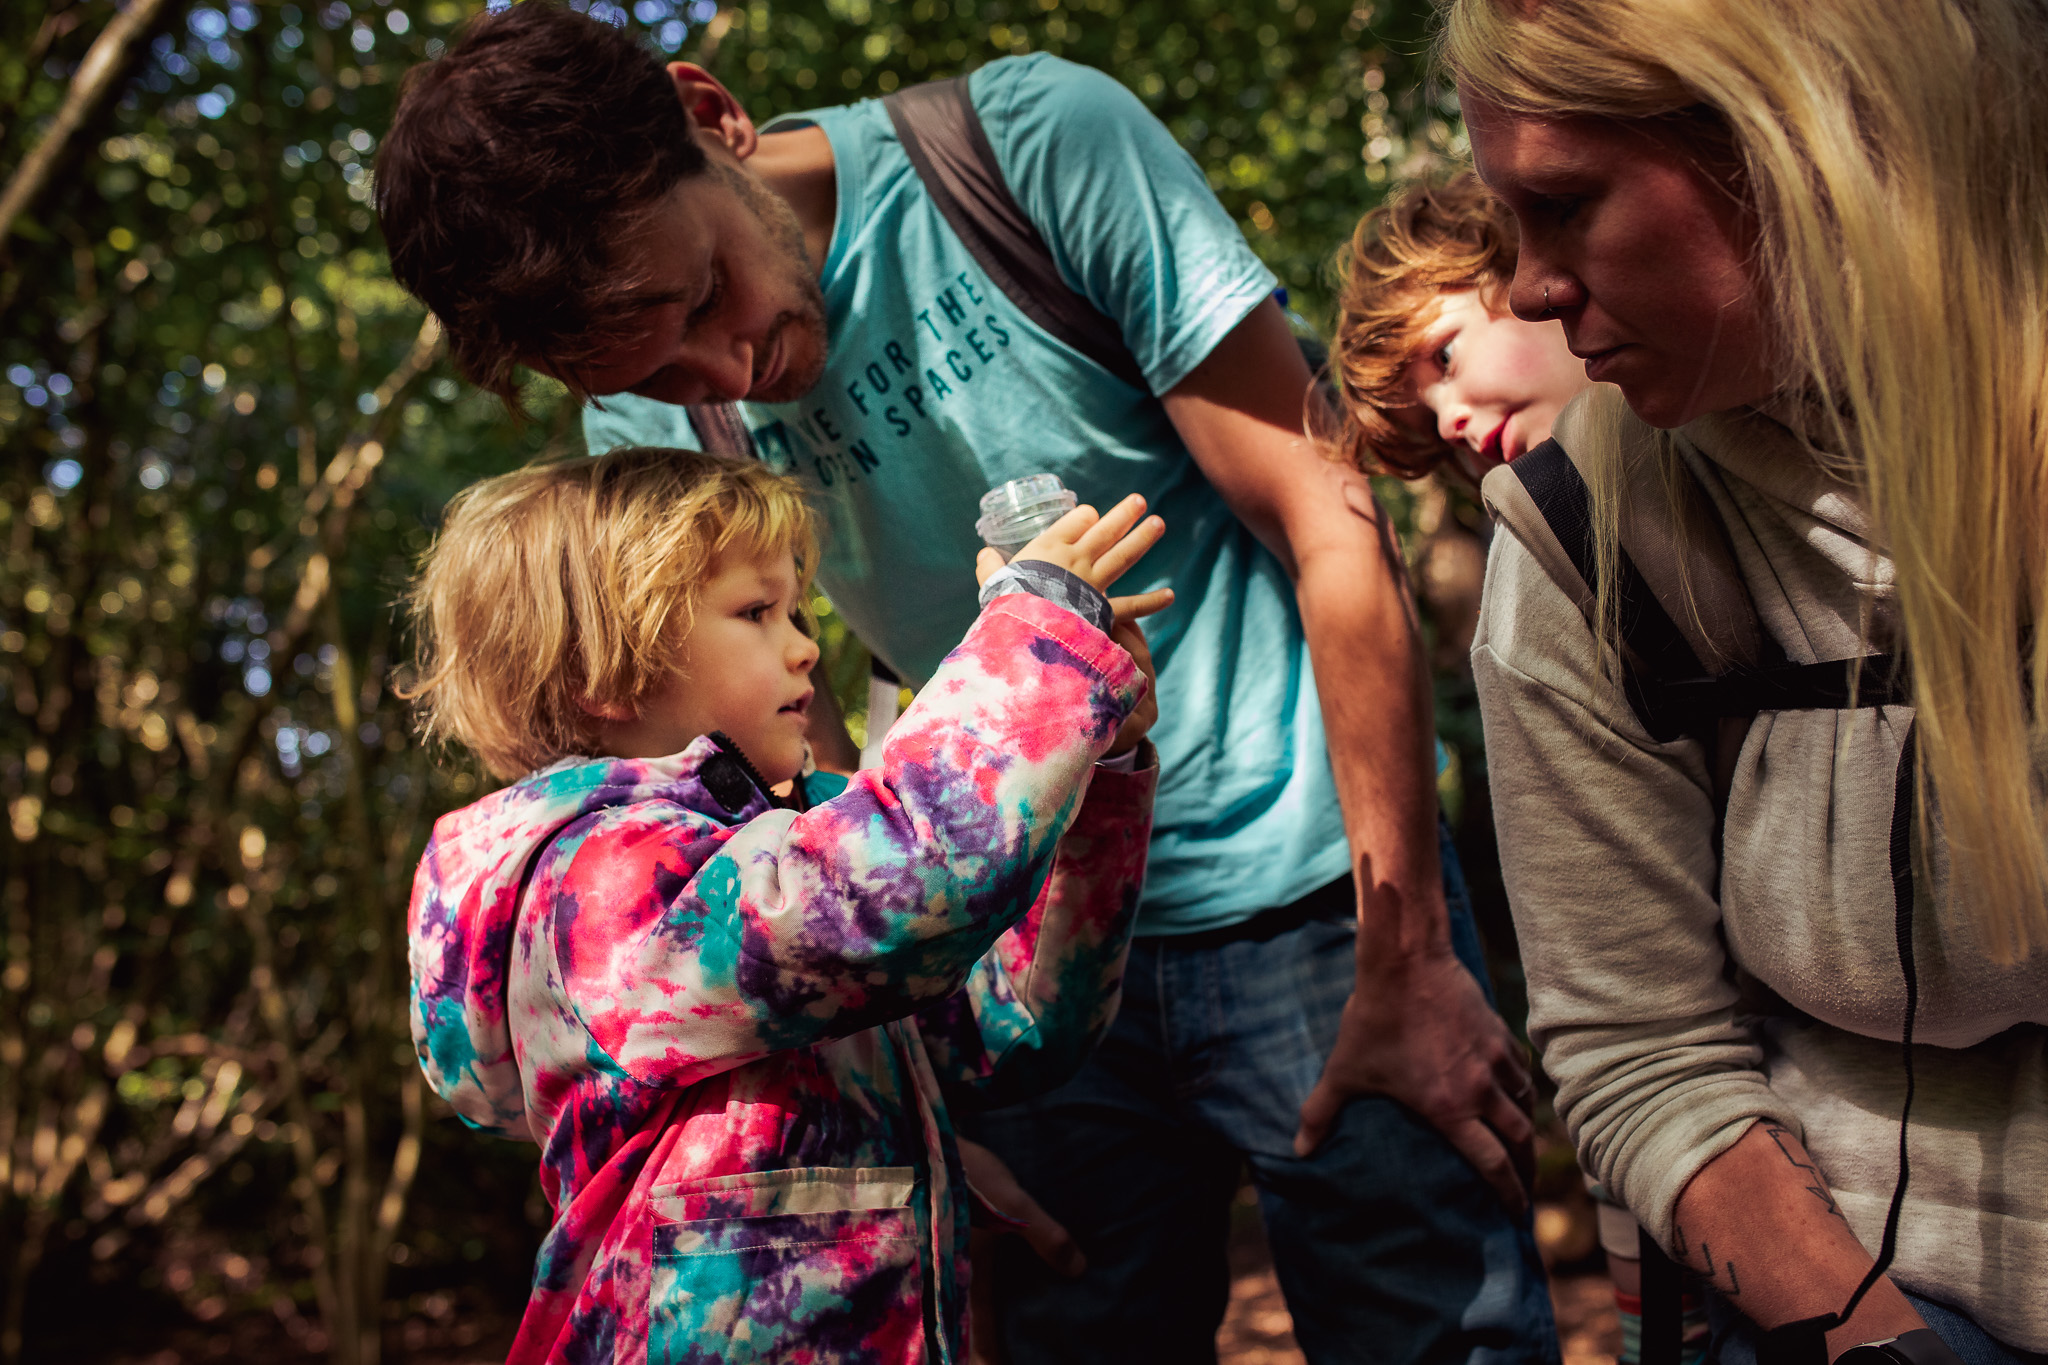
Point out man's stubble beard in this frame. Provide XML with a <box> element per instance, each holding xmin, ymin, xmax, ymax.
<box><xmin>717</xmin><ymin>160</ymin><xmax>829</xmax><ymax>403</ymax></box>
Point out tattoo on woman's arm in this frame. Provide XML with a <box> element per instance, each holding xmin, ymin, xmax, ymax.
<box><xmin>1672</xmin><ymin>1222</ymin><xmax>1742</xmax><ymax>1296</ymax></box>
<box><xmin>1764</xmin><ymin>1122</ymin><xmax>1847</xmax><ymax>1221</ymax></box>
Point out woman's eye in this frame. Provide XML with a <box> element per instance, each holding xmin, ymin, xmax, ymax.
<box><xmin>1541</xmin><ymin>195</ymin><xmax>1583</xmax><ymax>224</ymax></box>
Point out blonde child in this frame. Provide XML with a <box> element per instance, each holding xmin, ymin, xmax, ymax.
<box><xmin>403</xmin><ymin>447</ymin><xmax>1166</xmax><ymax>1363</ymax></box>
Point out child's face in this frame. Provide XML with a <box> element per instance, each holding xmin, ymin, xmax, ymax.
<box><xmin>600</xmin><ymin>548</ymin><xmax>820</xmax><ymax>785</ymax></box>
<box><xmin>1406</xmin><ymin>288</ymin><xmax>1591</xmax><ymax>478</ymax></box>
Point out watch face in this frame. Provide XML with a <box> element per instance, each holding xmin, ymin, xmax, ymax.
<box><xmin>1835</xmin><ymin>1349</ymin><xmax>1903</xmax><ymax>1365</ymax></box>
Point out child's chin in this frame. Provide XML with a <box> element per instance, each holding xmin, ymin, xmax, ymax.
<box><xmin>758</xmin><ymin>748</ymin><xmax>807</xmax><ymax>789</ymax></box>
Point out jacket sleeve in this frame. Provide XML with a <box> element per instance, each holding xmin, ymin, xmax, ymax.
<box><xmin>913</xmin><ymin>746</ymin><xmax>1155</xmax><ymax>1106</ymax></box>
<box><xmin>546</xmin><ymin>592</ymin><xmax>1146</xmax><ymax>1092</ymax></box>
<box><xmin>1472</xmin><ymin>533</ymin><xmax>1801</xmax><ymax>1252</ymax></box>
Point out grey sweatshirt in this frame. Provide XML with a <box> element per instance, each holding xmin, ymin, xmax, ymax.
<box><xmin>1472</xmin><ymin>400</ymin><xmax>2048</xmax><ymax>1349</ymax></box>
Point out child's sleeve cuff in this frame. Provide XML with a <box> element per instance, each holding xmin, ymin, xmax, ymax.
<box><xmin>977</xmin><ymin>560</ymin><xmax>1113</xmax><ymax>636</ymax></box>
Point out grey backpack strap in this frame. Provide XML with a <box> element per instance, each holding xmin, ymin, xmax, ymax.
<box><xmin>685</xmin><ymin>400</ymin><xmax>757</xmax><ymax>461</ymax></box>
<box><xmin>883</xmin><ymin>77</ymin><xmax>1150</xmax><ymax>392</ymax></box>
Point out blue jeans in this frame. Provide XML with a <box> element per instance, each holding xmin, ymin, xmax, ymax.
<box><xmin>1702</xmin><ymin>1289</ymin><xmax>2048</xmax><ymax>1365</ymax></box>
<box><xmin>967</xmin><ymin>826</ymin><xmax>1560</xmax><ymax>1365</ymax></box>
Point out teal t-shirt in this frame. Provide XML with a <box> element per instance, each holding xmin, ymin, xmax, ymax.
<box><xmin>585</xmin><ymin>54</ymin><xmax>1349</xmax><ymax>932</ymax></box>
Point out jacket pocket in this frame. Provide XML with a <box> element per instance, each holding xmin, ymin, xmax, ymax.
<box><xmin>648</xmin><ymin>1166</ymin><xmax>925</xmax><ymax>1364</ymax></box>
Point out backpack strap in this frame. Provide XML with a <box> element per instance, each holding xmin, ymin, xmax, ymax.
<box><xmin>685</xmin><ymin>75</ymin><xmax>1152</xmax><ymax>460</ymax></box>
<box><xmin>1483</xmin><ymin>440</ymin><xmax>1911</xmax><ymax>728</ymax></box>
<box><xmin>883</xmin><ymin>76</ymin><xmax>1151</xmax><ymax>391</ymax></box>
<box><xmin>686</xmin><ymin>399</ymin><xmax>758</xmax><ymax>461</ymax></box>
<box><xmin>1484</xmin><ymin>440</ymin><xmax>1723</xmax><ymax>743</ymax></box>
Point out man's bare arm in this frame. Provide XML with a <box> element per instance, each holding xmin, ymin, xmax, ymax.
<box><xmin>1160</xmin><ymin>299</ymin><xmax>1534</xmax><ymax>1211</ymax></box>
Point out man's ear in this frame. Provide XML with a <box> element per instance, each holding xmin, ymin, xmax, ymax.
<box><xmin>667</xmin><ymin>62</ymin><xmax>758</xmax><ymax>162</ymax></box>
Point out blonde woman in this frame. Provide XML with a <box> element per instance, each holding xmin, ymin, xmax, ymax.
<box><xmin>1442</xmin><ymin>0</ymin><xmax>2048</xmax><ymax>1362</ymax></box>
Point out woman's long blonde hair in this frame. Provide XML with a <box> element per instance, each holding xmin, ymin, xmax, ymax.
<box><xmin>1442</xmin><ymin>0</ymin><xmax>2048</xmax><ymax>960</ymax></box>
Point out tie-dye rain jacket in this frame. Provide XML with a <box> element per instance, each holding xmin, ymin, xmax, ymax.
<box><xmin>407</xmin><ymin>592</ymin><xmax>1154</xmax><ymax>1364</ymax></box>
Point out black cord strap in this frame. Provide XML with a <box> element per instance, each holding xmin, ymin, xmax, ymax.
<box><xmin>1856</xmin><ymin>718</ymin><xmax>1921</xmax><ymax>1310</ymax></box>
<box><xmin>1758</xmin><ymin>720</ymin><xmax>1919</xmax><ymax>1364</ymax></box>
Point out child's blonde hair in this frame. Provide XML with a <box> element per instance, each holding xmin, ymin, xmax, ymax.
<box><xmin>1444</xmin><ymin>0</ymin><xmax>2048</xmax><ymax>961</ymax></box>
<box><xmin>404</xmin><ymin>447</ymin><xmax>819</xmax><ymax>780</ymax></box>
<box><xmin>1325</xmin><ymin>172</ymin><xmax>1520</xmax><ymax>479</ymax></box>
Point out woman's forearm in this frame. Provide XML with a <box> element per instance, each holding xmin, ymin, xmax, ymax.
<box><xmin>1670</xmin><ymin>1119</ymin><xmax>1924</xmax><ymax>1357</ymax></box>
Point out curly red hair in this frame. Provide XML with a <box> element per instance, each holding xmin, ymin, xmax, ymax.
<box><xmin>1322</xmin><ymin>173</ymin><xmax>1520</xmax><ymax>479</ymax></box>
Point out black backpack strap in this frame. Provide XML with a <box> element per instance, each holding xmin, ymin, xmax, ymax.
<box><xmin>1646</xmin><ymin>654</ymin><xmax>1911</xmax><ymax>717</ymax></box>
<box><xmin>1491</xmin><ymin>441</ymin><xmax>1912</xmax><ymax>737</ymax></box>
<box><xmin>883</xmin><ymin>77</ymin><xmax>1150</xmax><ymax>391</ymax></box>
<box><xmin>685</xmin><ymin>400</ymin><xmax>757</xmax><ymax>461</ymax></box>
<box><xmin>1501</xmin><ymin>440</ymin><xmax>1711</xmax><ymax>742</ymax></box>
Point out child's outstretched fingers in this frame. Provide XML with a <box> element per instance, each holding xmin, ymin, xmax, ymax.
<box><xmin>1070</xmin><ymin>492</ymin><xmax>1149</xmax><ymax>557</ymax></box>
<box><xmin>1084</xmin><ymin>511</ymin><xmax>1165</xmax><ymax>594</ymax></box>
<box><xmin>1011</xmin><ymin>493</ymin><xmax>1165</xmax><ymax>598</ymax></box>
<box><xmin>1009</xmin><ymin>503</ymin><xmax>1102</xmax><ymax>581</ymax></box>
<box><xmin>1110</xmin><ymin>587</ymin><xmax>1174</xmax><ymax>622</ymax></box>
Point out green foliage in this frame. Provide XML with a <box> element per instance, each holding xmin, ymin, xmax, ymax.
<box><xmin>708</xmin><ymin>0</ymin><xmax>1459</xmax><ymax>324</ymax></box>
<box><xmin>0</xmin><ymin>0</ymin><xmax>1450</xmax><ymax>1359</ymax></box>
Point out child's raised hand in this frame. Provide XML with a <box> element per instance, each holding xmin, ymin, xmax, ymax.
<box><xmin>974</xmin><ymin>493</ymin><xmax>1176</xmax><ymax>624</ymax></box>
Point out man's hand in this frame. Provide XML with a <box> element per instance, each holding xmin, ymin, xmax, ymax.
<box><xmin>1294</xmin><ymin>947</ymin><xmax>1536</xmax><ymax>1214</ymax></box>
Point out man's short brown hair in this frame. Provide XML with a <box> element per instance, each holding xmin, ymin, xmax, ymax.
<box><xmin>375</xmin><ymin>3</ymin><xmax>705</xmax><ymax>407</ymax></box>
<box><xmin>1323</xmin><ymin>173</ymin><xmax>1520</xmax><ymax>479</ymax></box>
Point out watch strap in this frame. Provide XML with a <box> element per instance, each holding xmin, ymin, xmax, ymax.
<box><xmin>1837</xmin><ymin>1330</ymin><xmax>1966</xmax><ymax>1365</ymax></box>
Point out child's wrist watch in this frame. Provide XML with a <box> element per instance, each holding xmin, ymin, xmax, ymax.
<box><xmin>1835</xmin><ymin>1330</ymin><xmax>1965</xmax><ymax>1365</ymax></box>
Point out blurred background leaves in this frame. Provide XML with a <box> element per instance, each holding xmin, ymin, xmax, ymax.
<box><xmin>0</xmin><ymin>0</ymin><xmax>1479</xmax><ymax>1359</ymax></box>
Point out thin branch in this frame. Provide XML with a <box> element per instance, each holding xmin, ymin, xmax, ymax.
<box><xmin>0</xmin><ymin>0</ymin><xmax>175</xmax><ymax>254</ymax></box>
<box><xmin>0</xmin><ymin>1</ymin><xmax>85</xmax><ymax>147</ymax></box>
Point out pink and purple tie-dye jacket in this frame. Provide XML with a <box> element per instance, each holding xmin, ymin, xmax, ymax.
<box><xmin>407</xmin><ymin>592</ymin><xmax>1154</xmax><ymax>1364</ymax></box>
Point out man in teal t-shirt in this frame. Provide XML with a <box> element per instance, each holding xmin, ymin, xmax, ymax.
<box><xmin>583</xmin><ymin>54</ymin><xmax>1350</xmax><ymax>928</ymax></box>
<box><xmin>377</xmin><ymin>8</ymin><xmax>1556</xmax><ymax>1361</ymax></box>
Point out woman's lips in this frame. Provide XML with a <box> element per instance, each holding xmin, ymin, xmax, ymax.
<box><xmin>1579</xmin><ymin>345</ymin><xmax>1629</xmax><ymax>384</ymax></box>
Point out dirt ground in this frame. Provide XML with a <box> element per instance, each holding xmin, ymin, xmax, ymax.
<box><xmin>73</xmin><ymin>1192</ymin><xmax>1618</xmax><ymax>1364</ymax></box>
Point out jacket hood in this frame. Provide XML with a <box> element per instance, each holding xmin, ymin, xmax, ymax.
<box><xmin>406</xmin><ymin>736</ymin><xmax>774</xmax><ymax>1139</ymax></box>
